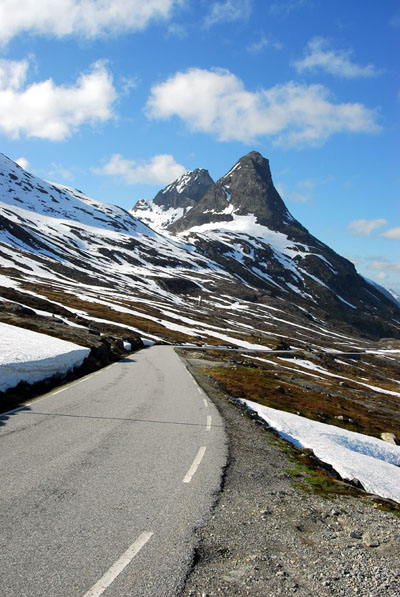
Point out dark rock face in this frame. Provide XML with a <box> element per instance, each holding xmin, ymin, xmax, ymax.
<box><xmin>131</xmin><ymin>168</ymin><xmax>213</xmax><ymax>217</ymax></box>
<box><xmin>153</xmin><ymin>168</ymin><xmax>214</xmax><ymax>210</ymax></box>
<box><xmin>168</xmin><ymin>152</ymin><xmax>297</xmax><ymax>233</ymax></box>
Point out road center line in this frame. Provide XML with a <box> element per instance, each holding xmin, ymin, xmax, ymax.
<box><xmin>82</xmin><ymin>531</ymin><xmax>153</xmax><ymax>597</ymax></box>
<box><xmin>183</xmin><ymin>446</ymin><xmax>206</xmax><ymax>483</ymax></box>
<box><xmin>203</xmin><ymin>397</ymin><xmax>208</xmax><ymax>408</ymax></box>
<box><xmin>206</xmin><ymin>415</ymin><xmax>212</xmax><ymax>431</ymax></box>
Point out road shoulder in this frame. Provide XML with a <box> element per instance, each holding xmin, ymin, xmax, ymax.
<box><xmin>180</xmin><ymin>353</ymin><xmax>400</xmax><ymax>597</ymax></box>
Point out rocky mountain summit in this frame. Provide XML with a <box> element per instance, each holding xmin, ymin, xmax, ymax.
<box><xmin>169</xmin><ymin>152</ymin><xmax>296</xmax><ymax>233</ymax></box>
<box><xmin>166</xmin><ymin>151</ymin><xmax>400</xmax><ymax>338</ymax></box>
<box><xmin>130</xmin><ymin>167</ymin><xmax>213</xmax><ymax>232</ymax></box>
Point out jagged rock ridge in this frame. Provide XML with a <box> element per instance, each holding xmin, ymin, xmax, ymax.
<box><xmin>130</xmin><ymin>168</ymin><xmax>214</xmax><ymax>233</ymax></box>
<box><xmin>169</xmin><ymin>152</ymin><xmax>296</xmax><ymax>233</ymax></box>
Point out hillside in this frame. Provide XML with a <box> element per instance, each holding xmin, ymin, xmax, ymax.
<box><xmin>1</xmin><ymin>151</ymin><xmax>399</xmax><ymax>421</ymax></box>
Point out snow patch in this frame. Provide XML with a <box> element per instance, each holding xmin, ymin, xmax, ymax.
<box><xmin>0</xmin><ymin>322</ymin><xmax>90</xmax><ymax>392</ymax></box>
<box><xmin>241</xmin><ymin>399</ymin><xmax>400</xmax><ymax>504</ymax></box>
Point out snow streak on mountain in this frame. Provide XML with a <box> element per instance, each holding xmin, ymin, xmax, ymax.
<box><xmin>0</xmin><ymin>150</ymin><xmax>399</xmax><ymax>351</ymax></box>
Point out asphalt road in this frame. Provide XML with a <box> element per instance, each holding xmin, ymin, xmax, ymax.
<box><xmin>0</xmin><ymin>346</ymin><xmax>227</xmax><ymax>596</ymax></box>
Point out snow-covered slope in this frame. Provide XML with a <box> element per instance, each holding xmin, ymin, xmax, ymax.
<box><xmin>0</xmin><ymin>153</ymin><xmax>228</xmax><ymax>300</ymax></box>
<box><xmin>363</xmin><ymin>277</ymin><xmax>400</xmax><ymax>307</ymax></box>
<box><xmin>0</xmin><ymin>321</ymin><xmax>90</xmax><ymax>392</ymax></box>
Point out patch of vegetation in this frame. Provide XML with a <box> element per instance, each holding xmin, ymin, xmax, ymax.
<box><xmin>196</xmin><ymin>346</ymin><xmax>400</xmax><ymax>439</ymax></box>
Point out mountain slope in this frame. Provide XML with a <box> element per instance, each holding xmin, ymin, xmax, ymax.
<box><xmin>0</xmin><ymin>153</ymin><xmax>226</xmax><ymax>297</ymax></box>
<box><xmin>167</xmin><ymin>151</ymin><xmax>400</xmax><ymax>338</ymax></box>
<box><xmin>0</xmin><ymin>151</ymin><xmax>399</xmax><ymax>357</ymax></box>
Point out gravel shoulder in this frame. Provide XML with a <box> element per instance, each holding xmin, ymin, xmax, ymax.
<box><xmin>180</xmin><ymin>354</ymin><xmax>400</xmax><ymax>597</ymax></box>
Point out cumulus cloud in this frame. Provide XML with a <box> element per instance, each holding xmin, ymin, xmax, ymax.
<box><xmin>0</xmin><ymin>58</ymin><xmax>117</xmax><ymax>141</ymax></box>
<box><xmin>146</xmin><ymin>67</ymin><xmax>381</xmax><ymax>147</ymax></box>
<box><xmin>380</xmin><ymin>226</ymin><xmax>400</xmax><ymax>240</ymax></box>
<box><xmin>93</xmin><ymin>153</ymin><xmax>186</xmax><ymax>185</ymax></box>
<box><xmin>15</xmin><ymin>157</ymin><xmax>30</xmax><ymax>170</ymax></box>
<box><xmin>368</xmin><ymin>258</ymin><xmax>400</xmax><ymax>274</ymax></box>
<box><xmin>0</xmin><ymin>0</ymin><xmax>181</xmax><ymax>44</ymax></box>
<box><xmin>348</xmin><ymin>219</ymin><xmax>387</xmax><ymax>237</ymax></box>
<box><xmin>294</xmin><ymin>37</ymin><xmax>380</xmax><ymax>78</ymax></box>
<box><xmin>204</xmin><ymin>0</ymin><xmax>252</xmax><ymax>27</ymax></box>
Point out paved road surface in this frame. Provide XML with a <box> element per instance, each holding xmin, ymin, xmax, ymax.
<box><xmin>0</xmin><ymin>346</ymin><xmax>226</xmax><ymax>596</ymax></box>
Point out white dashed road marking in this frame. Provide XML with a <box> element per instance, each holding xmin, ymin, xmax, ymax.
<box><xmin>82</xmin><ymin>531</ymin><xmax>153</xmax><ymax>597</ymax></box>
<box><xmin>183</xmin><ymin>446</ymin><xmax>206</xmax><ymax>483</ymax></box>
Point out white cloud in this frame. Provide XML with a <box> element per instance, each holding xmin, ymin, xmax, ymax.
<box><xmin>0</xmin><ymin>58</ymin><xmax>29</xmax><ymax>89</ymax></box>
<box><xmin>368</xmin><ymin>258</ymin><xmax>400</xmax><ymax>274</ymax></box>
<box><xmin>277</xmin><ymin>177</ymin><xmax>333</xmax><ymax>203</ymax></box>
<box><xmin>348</xmin><ymin>219</ymin><xmax>387</xmax><ymax>237</ymax></box>
<box><xmin>48</xmin><ymin>163</ymin><xmax>74</xmax><ymax>181</ymax></box>
<box><xmin>204</xmin><ymin>0</ymin><xmax>252</xmax><ymax>28</ymax></box>
<box><xmin>0</xmin><ymin>0</ymin><xmax>181</xmax><ymax>44</ymax></box>
<box><xmin>0</xmin><ymin>58</ymin><xmax>117</xmax><ymax>141</ymax></box>
<box><xmin>15</xmin><ymin>157</ymin><xmax>30</xmax><ymax>170</ymax></box>
<box><xmin>270</xmin><ymin>0</ymin><xmax>308</xmax><ymax>17</ymax></box>
<box><xmin>294</xmin><ymin>37</ymin><xmax>380</xmax><ymax>78</ymax></box>
<box><xmin>93</xmin><ymin>153</ymin><xmax>186</xmax><ymax>185</ymax></box>
<box><xmin>146</xmin><ymin>67</ymin><xmax>381</xmax><ymax>147</ymax></box>
<box><xmin>166</xmin><ymin>23</ymin><xmax>188</xmax><ymax>38</ymax></box>
<box><xmin>276</xmin><ymin>182</ymin><xmax>310</xmax><ymax>203</ymax></box>
<box><xmin>380</xmin><ymin>226</ymin><xmax>400</xmax><ymax>240</ymax></box>
<box><xmin>247</xmin><ymin>35</ymin><xmax>269</xmax><ymax>54</ymax></box>
<box><xmin>366</xmin><ymin>257</ymin><xmax>400</xmax><ymax>291</ymax></box>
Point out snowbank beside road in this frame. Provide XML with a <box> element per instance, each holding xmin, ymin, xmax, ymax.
<box><xmin>0</xmin><ymin>322</ymin><xmax>90</xmax><ymax>392</ymax></box>
<box><xmin>241</xmin><ymin>398</ymin><xmax>400</xmax><ymax>504</ymax></box>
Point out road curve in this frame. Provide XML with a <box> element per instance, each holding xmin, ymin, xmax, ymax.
<box><xmin>0</xmin><ymin>346</ymin><xmax>227</xmax><ymax>596</ymax></box>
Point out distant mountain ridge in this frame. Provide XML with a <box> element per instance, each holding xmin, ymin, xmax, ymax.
<box><xmin>0</xmin><ymin>150</ymin><xmax>399</xmax><ymax>346</ymax></box>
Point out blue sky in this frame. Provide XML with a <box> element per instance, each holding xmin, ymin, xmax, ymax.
<box><xmin>0</xmin><ymin>0</ymin><xmax>399</xmax><ymax>292</ymax></box>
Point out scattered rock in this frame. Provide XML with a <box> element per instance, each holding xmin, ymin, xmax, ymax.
<box><xmin>363</xmin><ymin>533</ymin><xmax>380</xmax><ymax>548</ymax></box>
<box><xmin>381</xmin><ymin>432</ymin><xmax>400</xmax><ymax>446</ymax></box>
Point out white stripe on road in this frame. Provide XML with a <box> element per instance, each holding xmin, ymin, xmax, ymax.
<box><xmin>206</xmin><ymin>415</ymin><xmax>212</xmax><ymax>431</ymax></box>
<box><xmin>0</xmin><ymin>405</ymin><xmax>26</xmax><ymax>418</ymax></box>
<box><xmin>183</xmin><ymin>446</ymin><xmax>206</xmax><ymax>483</ymax></box>
<box><xmin>203</xmin><ymin>397</ymin><xmax>208</xmax><ymax>408</ymax></box>
<box><xmin>82</xmin><ymin>531</ymin><xmax>153</xmax><ymax>597</ymax></box>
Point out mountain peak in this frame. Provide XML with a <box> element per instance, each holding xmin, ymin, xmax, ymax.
<box><xmin>168</xmin><ymin>151</ymin><xmax>296</xmax><ymax>234</ymax></box>
<box><xmin>153</xmin><ymin>167</ymin><xmax>213</xmax><ymax>210</ymax></box>
<box><xmin>130</xmin><ymin>167</ymin><xmax>214</xmax><ymax>232</ymax></box>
